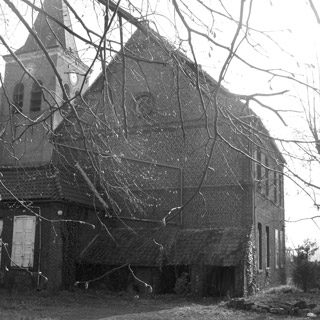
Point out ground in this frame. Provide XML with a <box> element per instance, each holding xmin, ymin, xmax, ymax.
<box><xmin>0</xmin><ymin>287</ymin><xmax>319</xmax><ymax>320</ymax></box>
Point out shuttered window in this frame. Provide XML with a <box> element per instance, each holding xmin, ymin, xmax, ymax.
<box><xmin>11</xmin><ymin>216</ymin><xmax>36</xmax><ymax>268</ymax></box>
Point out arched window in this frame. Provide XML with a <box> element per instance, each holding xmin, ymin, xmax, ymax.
<box><xmin>13</xmin><ymin>83</ymin><xmax>24</xmax><ymax>113</ymax></box>
<box><xmin>61</xmin><ymin>84</ymin><xmax>72</xmax><ymax>114</ymax></box>
<box><xmin>64</xmin><ymin>83</ymin><xmax>70</xmax><ymax>99</ymax></box>
<box><xmin>30</xmin><ymin>80</ymin><xmax>43</xmax><ymax>112</ymax></box>
<box><xmin>74</xmin><ymin>90</ymin><xmax>81</xmax><ymax>105</ymax></box>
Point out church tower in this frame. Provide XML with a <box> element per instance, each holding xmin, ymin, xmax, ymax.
<box><xmin>0</xmin><ymin>0</ymin><xmax>89</xmax><ymax>166</ymax></box>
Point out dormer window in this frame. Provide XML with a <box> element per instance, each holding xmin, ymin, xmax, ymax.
<box><xmin>13</xmin><ymin>83</ymin><xmax>24</xmax><ymax>113</ymax></box>
<box><xmin>30</xmin><ymin>80</ymin><xmax>43</xmax><ymax>112</ymax></box>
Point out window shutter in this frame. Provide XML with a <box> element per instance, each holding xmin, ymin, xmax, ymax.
<box><xmin>11</xmin><ymin>216</ymin><xmax>36</xmax><ymax>268</ymax></box>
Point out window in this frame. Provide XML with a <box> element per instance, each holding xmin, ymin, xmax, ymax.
<box><xmin>261</xmin><ymin>153</ymin><xmax>266</xmax><ymax>192</ymax></box>
<box><xmin>273</xmin><ymin>171</ymin><xmax>278</xmax><ymax>204</ymax></box>
<box><xmin>13</xmin><ymin>83</ymin><xmax>24</xmax><ymax>113</ymax></box>
<box><xmin>30</xmin><ymin>80</ymin><xmax>43</xmax><ymax>112</ymax></box>
<box><xmin>278</xmin><ymin>174</ymin><xmax>283</xmax><ymax>206</ymax></box>
<box><xmin>265</xmin><ymin>157</ymin><xmax>269</xmax><ymax>197</ymax></box>
<box><xmin>74</xmin><ymin>90</ymin><xmax>81</xmax><ymax>105</ymax></box>
<box><xmin>11</xmin><ymin>216</ymin><xmax>36</xmax><ymax>268</ymax></box>
<box><xmin>0</xmin><ymin>219</ymin><xmax>3</xmax><ymax>267</ymax></box>
<box><xmin>258</xmin><ymin>223</ymin><xmax>262</xmax><ymax>270</ymax></box>
<box><xmin>64</xmin><ymin>83</ymin><xmax>70</xmax><ymax>99</ymax></box>
<box><xmin>256</xmin><ymin>148</ymin><xmax>262</xmax><ymax>191</ymax></box>
<box><xmin>275</xmin><ymin>228</ymin><xmax>279</xmax><ymax>269</ymax></box>
<box><xmin>62</xmin><ymin>83</ymin><xmax>71</xmax><ymax>113</ymax></box>
<box><xmin>280</xmin><ymin>230</ymin><xmax>284</xmax><ymax>268</ymax></box>
<box><xmin>266</xmin><ymin>226</ymin><xmax>270</xmax><ymax>268</ymax></box>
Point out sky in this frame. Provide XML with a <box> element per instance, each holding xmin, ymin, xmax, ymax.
<box><xmin>0</xmin><ymin>0</ymin><xmax>320</xmax><ymax>257</ymax></box>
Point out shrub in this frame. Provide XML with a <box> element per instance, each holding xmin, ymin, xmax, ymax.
<box><xmin>174</xmin><ymin>272</ymin><xmax>190</xmax><ymax>297</ymax></box>
<box><xmin>292</xmin><ymin>239</ymin><xmax>318</xmax><ymax>292</ymax></box>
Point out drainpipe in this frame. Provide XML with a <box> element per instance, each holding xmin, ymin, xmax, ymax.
<box><xmin>31</xmin><ymin>206</ymin><xmax>42</xmax><ymax>289</ymax></box>
<box><xmin>180</xmin><ymin>167</ymin><xmax>183</xmax><ymax>226</ymax></box>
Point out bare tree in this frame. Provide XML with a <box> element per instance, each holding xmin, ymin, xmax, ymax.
<box><xmin>0</xmin><ymin>0</ymin><xmax>320</xmax><ymax>289</ymax></box>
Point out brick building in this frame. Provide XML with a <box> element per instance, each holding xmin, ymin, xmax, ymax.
<box><xmin>0</xmin><ymin>0</ymin><xmax>285</xmax><ymax>295</ymax></box>
<box><xmin>0</xmin><ymin>0</ymin><xmax>90</xmax><ymax>290</ymax></box>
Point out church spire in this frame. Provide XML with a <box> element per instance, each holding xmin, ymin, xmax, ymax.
<box><xmin>0</xmin><ymin>0</ymin><xmax>89</xmax><ymax>167</ymax></box>
<box><xmin>15</xmin><ymin>0</ymin><xmax>79</xmax><ymax>58</ymax></box>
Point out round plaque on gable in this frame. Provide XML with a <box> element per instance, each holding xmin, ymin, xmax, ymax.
<box><xmin>134</xmin><ymin>92</ymin><xmax>154</xmax><ymax>118</ymax></box>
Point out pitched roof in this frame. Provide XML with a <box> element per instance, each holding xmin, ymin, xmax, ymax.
<box><xmin>0</xmin><ymin>164</ymin><xmax>99</xmax><ymax>207</ymax></box>
<box><xmin>72</xmin><ymin>25</ymin><xmax>285</xmax><ymax>165</ymax></box>
<box><xmin>80</xmin><ymin>227</ymin><xmax>249</xmax><ymax>267</ymax></box>
<box><xmin>15</xmin><ymin>0</ymin><xmax>79</xmax><ymax>57</ymax></box>
<box><xmin>0</xmin><ymin>165</ymin><xmax>60</xmax><ymax>201</ymax></box>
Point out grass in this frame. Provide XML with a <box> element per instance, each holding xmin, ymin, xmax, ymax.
<box><xmin>0</xmin><ymin>286</ymin><xmax>318</xmax><ymax>320</ymax></box>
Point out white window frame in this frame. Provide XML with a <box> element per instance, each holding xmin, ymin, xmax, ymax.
<box><xmin>11</xmin><ymin>215</ymin><xmax>36</xmax><ymax>268</ymax></box>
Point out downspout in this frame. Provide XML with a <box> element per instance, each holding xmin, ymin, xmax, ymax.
<box><xmin>31</xmin><ymin>206</ymin><xmax>42</xmax><ymax>289</ymax></box>
<box><xmin>180</xmin><ymin>167</ymin><xmax>183</xmax><ymax>226</ymax></box>
<box><xmin>249</xmin><ymin>119</ymin><xmax>257</xmax><ymax>296</ymax></box>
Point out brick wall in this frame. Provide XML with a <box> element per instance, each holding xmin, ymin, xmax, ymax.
<box><xmin>255</xmin><ymin>193</ymin><xmax>286</xmax><ymax>289</ymax></box>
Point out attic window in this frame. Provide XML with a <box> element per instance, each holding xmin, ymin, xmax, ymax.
<box><xmin>134</xmin><ymin>92</ymin><xmax>154</xmax><ymax>118</ymax></box>
<box><xmin>30</xmin><ymin>80</ymin><xmax>43</xmax><ymax>112</ymax></box>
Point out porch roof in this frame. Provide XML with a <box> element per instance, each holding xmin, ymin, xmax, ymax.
<box><xmin>80</xmin><ymin>227</ymin><xmax>250</xmax><ymax>267</ymax></box>
<box><xmin>0</xmin><ymin>164</ymin><xmax>98</xmax><ymax>207</ymax></box>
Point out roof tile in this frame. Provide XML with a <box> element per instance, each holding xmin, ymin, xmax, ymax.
<box><xmin>0</xmin><ymin>165</ymin><xmax>99</xmax><ymax>207</ymax></box>
<box><xmin>80</xmin><ymin>227</ymin><xmax>250</xmax><ymax>267</ymax></box>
